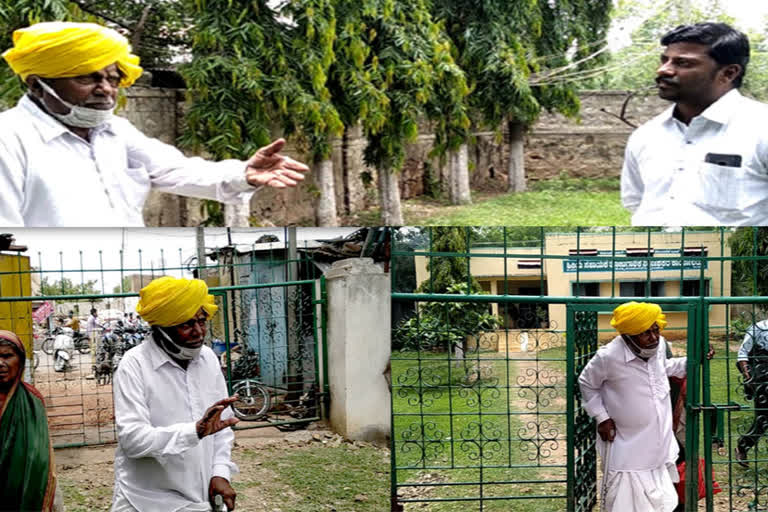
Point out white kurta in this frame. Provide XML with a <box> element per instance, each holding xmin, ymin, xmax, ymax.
<box><xmin>578</xmin><ymin>335</ymin><xmax>686</xmax><ymax>511</ymax></box>
<box><xmin>111</xmin><ymin>335</ymin><xmax>237</xmax><ymax>512</ymax></box>
<box><xmin>621</xmin><ymin>89</ymin><xmax>768</xmax><ymax>226</ymax></box>
<box><xmin>0</xmin><ymin>94</ymin><xmax>256</xmax><ymax>227</ymax></box>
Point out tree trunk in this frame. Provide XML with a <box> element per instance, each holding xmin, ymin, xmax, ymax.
<box><xmin>448</xmin><ymin>143</ymin><xmax>471</xmax><ymax>205</ymax></box>
<box><xmin>507</xmin><ymin>121</ymin><xmax>526</xmax><ymax>193</ymax></box>
<box><xmin>315</xmin><ymin>158</ymin><xmax>338</xmax><ymax>227</ymax></box>
<box><xmin>224</xmin><ymin>201</ymin><xmax>250</xmax><ymax>227</ymax></box>
<box><xmin>377</xmin><ymin>168</ymin><xmax>404</xmax><ymax>226</ymax></box>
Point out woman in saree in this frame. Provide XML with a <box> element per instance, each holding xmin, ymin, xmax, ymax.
<box><xmin>0</xmin><ymin>329</ymin><xmax>58</xmax><ymax>511</ymax></box>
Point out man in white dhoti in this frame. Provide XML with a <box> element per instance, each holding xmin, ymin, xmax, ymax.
<box><xmin>578</xmin><ymin>301</ymin><xmax>712</xmax><ymax>512</ymax></box>
<box><xmin>111</xmin><ymin>277</ymin><xmax>239</xmax><ymax>511</ymax></box>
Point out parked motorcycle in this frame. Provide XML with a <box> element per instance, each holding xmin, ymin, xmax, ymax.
<box><xmin>53</xmin><ymin>333</ymin><xmax>74</xmax><ymax>372</ymax></box>
<box><xmin>42</xmin><ymin>327</ymin><xmax>89</xmax><ymax>355</ymax></box>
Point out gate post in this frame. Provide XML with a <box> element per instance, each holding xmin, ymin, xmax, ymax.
<box><xmin>325</xmin><ymin>257</ymin><xmax>391</xmax><ymax>441</ymax></box>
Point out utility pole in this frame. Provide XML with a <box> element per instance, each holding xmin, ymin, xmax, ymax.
<box><xmin>195</xmin><ymin>226</ymin><xmax>205</xmax><ymax>279</ymax></box>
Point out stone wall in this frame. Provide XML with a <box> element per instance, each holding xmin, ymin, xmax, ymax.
<box><xmin>122</xmin><ymin>87</ymin><xmax>671</xmax><ymax>225</ymax></box>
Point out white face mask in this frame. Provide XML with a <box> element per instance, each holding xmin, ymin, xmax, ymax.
<box><xmin>624</xmin><ymin>335</ymin><xmax>659</xmax><ymax>359</ymax></box>
<box><xmin>36</xmin><ymin>79</ymin><xmax>114</xmax><ymax>128</ymax></box>
<box><xmin>157</xmin><ymin>328</ymin><xmax>202</xmax><ymax>361</ymax></box>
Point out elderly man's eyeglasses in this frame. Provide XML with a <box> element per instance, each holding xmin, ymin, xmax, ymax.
<box><xmin>634</xmin><ymin>324</ymin><xmax>660</xmax><ymax>342</ymax></box>
<box><xmin>178</xmin><ymin>316</ymin><xmax>207</xmax><ymax>330</ymax></box>
<box><xmin>71</xmin><ymin>72</ymin><xmax>121</xmax><ymax>88</ymax></box>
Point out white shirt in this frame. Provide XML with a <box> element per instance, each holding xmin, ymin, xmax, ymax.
<box><xmin>621</xmin><ymin>89</ymin><xmax>768</xmax><ymax>226</ymax></box>
<box><xmin>0</xmin><ymin>94</ymin><xmax>256</xmax><ymax>227</ymax></box>
<box><xmin>86</xmin><ymin>314</ymin><xmax>104</xmax><ymax>335</ymax></box>
<box><xmin>737</xmin><ymin>319</ymin><xmax>768</xmax><ymax>362</ymax></box>
<box><xmin>578</xmin><ymin>335</ymin><xmax>686</xmax><ymax>471</ymax></box>
<box><xmin>112</xmin><ymin>335</ymin><xmax>237</xmax><ymax>512</ymax></box>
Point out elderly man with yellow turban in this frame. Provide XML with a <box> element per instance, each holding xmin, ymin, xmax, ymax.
<box><xmin>578</xmin><ymin>302</ymin><xmax>712</xmax><ymax>512</ymax></box>
<box><xmin>0</xmin><ymin>22</ymin><xmax>309</xmax><ymax>227</ymax></box>
<box><xmin>111</xmin><ymin>277</ymin><xmax>240</xmax><ymax>511</ymax></box>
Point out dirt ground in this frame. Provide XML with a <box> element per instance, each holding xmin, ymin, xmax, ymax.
<box><xmin>55</xmin><ymin>422</ymin><xmax>390</xmax><ymax>512</ymax></box>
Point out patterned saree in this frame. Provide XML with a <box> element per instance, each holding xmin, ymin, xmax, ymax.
<box><xmin>0</xmin><ymin>334</ymin><xmax>55</xmax><ymax>512</ymax></box>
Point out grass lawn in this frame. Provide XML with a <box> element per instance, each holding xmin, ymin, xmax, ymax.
<box><xmin>352</xmin><ymin>177</ymin><xmax>630</xmax><ymax>226</ymax></box>
<box><xmin>391</xmin><ymin>337</ymin><xmax>768</xmax><ymax>511</ymax></box>
<box><xmin>391</xmin><ymin>345</ymin><xmax>569</xmax><ymax>511</ymax></box>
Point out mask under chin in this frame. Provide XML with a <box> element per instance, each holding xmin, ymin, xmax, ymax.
<box><xmin>157</xmin><ymin>328</ymin><xmax>201</xmax><ymax>361</ymax></box>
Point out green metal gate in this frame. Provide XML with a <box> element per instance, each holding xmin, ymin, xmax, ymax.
<box><xmin>390</xmin><ymin>226</ymin><xmax>768</xmax><ymax>511</ymax></box>
<box><xmin>391</xmin><ymin>294</ymin><xmax>570</xmax><ymax>511</ymax></box>
<box><xmin>0</xmin><ymin>279</ymin><xmax>327</xmax><ymax>448</ymax></box>
<box><xmin>211</xmin><ymin>279</ymin><xmax>328</xmax><ymax>430</ymax></box>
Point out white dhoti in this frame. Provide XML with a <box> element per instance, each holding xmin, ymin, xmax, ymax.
<box><xmin>604</xmin><ymin>464</ymin><xmax>679</xmax><ymax>512</ymax></box>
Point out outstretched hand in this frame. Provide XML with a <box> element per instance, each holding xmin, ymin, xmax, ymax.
<box><xmin>196</xmin><ymin>396</ymin><xmax>240</xmax><ymax>439</ymax></box>
<box><xmin>245</xmin><ymin>139</ymin><xmax>309</xmax><ymax>189</ymax></box>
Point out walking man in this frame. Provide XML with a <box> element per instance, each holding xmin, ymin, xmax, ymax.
<box><xmin>111</xmin><ymin>277</ymin><xmax>239</xmax><ymax>511</ymax></box>
<box><xmin>621</xmin><ymin>22</ymin><xmax>768</xmax><ymax>226</ymax></box>
<box><xmin>578</xmin><ymin>301</ymin><xmax>713</xmax><ymax>511</ymax></box>
<box><xmin>85</xmin><ymin>307</ymin><xmax>104</xmax><ymax>376</ymax></box>
<box><xmin>0</xmin><ymin>22</ymin><xmax>309</xmax><ymax>227</ymax></box>
<box><xmin>735</xmin><ymin>318</ymin><xmax>768</xmax><ymax>467</ymax></box>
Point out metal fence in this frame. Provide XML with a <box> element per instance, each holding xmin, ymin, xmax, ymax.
<box><xmin>390</xmin><ymin>226</ymin><xmax>768</xmax><ymax>512</ymax></box>
<box><xmin>0</xmin><ymin>229</ymin><xmax>330</xmax><ymax>448</ymax></box>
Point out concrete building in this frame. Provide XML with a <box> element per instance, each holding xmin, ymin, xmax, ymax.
<box><xmin>415</xmin><ymin>230</ymin><xmax>732</xmax><ymax>351</ymax></box>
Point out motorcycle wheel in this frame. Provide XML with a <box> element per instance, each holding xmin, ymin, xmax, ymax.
<box><xmin>77</xmin><ymin>342</ymin><xmax>91</xmax><ymax>354</ymax></box>
<box><xmin>42</xmin><ymin>337</ymin><xmax>54</xmax><ymax>355</ymax></box>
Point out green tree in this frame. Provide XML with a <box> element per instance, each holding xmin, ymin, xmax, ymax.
<box><xmin>431</xmin><ymin>0</ymin><xmax>612</xmax><ymax>195</ymax></box>
<box><xmin>729</xmin><ymin>227</ymin><xmax>768</xmax><ymax>304</ymax></box>
<box><xmin>181</xmin><ymin>0</ymin><xmax>343</xmax><ymax>226</ymax></box>
<box><xmin>330</xmin><ymin>0</ymin><xmax>469</xmax><ymax>225</ymax></box>
<box><xmin>585</xmin><ymin>0</ymin><xmax>744</xmax><ymax>94</ymax></box>
<box><xmin>41</xmin><ymin>277</ymin><xmax>100</xmax><ymax>296</ymax></box>
<box><xmin>69</xmin><ymin>0</ymin><xmax>191</xmax><ymax>69</ymax></box>
<box><xmin>0</xmin><ymin>0</ymin><xmax>74</xmax><ymax>108</ymax></box>
<box><xmin>112</xmin><ymin>276</ymin><xmax>132</xmax><ymax>294</ymax></box>
<box><xmin>394</xmin><ymin>227</ymin><xmax>500</xmax><ymax>359</ymax></box>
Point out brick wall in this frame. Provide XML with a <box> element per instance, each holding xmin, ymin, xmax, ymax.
<box><xmin>122</xmin><ymin>87</ymin><xmax>671</xmax><ymax>225</ymax></box>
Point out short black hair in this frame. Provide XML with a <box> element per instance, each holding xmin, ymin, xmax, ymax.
<box><xmin>661</xmin><ymin>22</ymin><xmax>750</xmax><ymax>87</ymax></box>
<box><xmin>91</xmin><ymin>308</ymin><xmax>97</xmax><ymax>315</ymax></box>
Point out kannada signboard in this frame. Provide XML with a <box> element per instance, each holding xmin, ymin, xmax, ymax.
<box><xmin>563</xmin><ymin>249</ymin><xmax>706</xmax><ymax>273</ymax></box>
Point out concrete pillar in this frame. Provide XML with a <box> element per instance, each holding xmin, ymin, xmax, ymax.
<box><xmin>325</xmin><ymin>257</ymin><xmax>391</xmax><ymax>442</ymax></box>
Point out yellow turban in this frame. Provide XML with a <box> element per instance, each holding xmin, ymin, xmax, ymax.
<box><xmin>3</xmin><ymin>22</ymin><xmax>143</xmax><ymax>87</ymax></box>
<box><xmin>610</xmin><ymin>301</ymin><xmax>667</xmax><ymax>336</ymax></box>
<box><xmin>136</xmin><ymin>277</ymin><xmax>218</xmax><ymax>328</ymax></box>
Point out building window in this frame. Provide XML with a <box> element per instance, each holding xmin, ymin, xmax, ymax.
<box><xmin>572</xmin><ymin>282</ymin><xmax>600</xmax><ymax>296</ymax></box>
<box><xmin>517</xmin><ymin>259</ymin><xmax>542</xmax><ymax>269</ymax></box>
<box><xmin>625</xmin><ymin>247</ymin><xmax>655</xmax><ymax>257</ymax></box>
<box><xmin>682</xmin><ymin>280</ymin><xmax>710</xmax><ymax>296</ymax></box>
<box><xmin>569</xmin><ymin>249</ymin><xmax>598</xmax><ymax>256</ymax></box>
<box><xmin>683</xmin><ymin>247</ymin><xmax>708</xmax><ymax>257</ymax></box>
<box><xmin>479</xmin><ymin>280</ymin><xmax>491</xmax><ymax>293</ymax></box>
<box><xmin>619</xmin><ymin>281</ymin><xmax>665</xmax><ymax>297</ymax></box>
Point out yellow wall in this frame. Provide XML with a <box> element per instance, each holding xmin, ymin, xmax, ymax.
<box><xmin>413</xmin><ymin>231</ymin><xmax>731</xmax><ymax>346</ymax></box>
<box><xmin>0</xmin><ymin>253</ymin><xmax>33</xmax><ymax>363</ymax></box>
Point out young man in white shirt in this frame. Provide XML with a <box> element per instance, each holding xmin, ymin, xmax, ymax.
<box><xmin>578</xmin><ymin>301</ymin><xmax>713</xmax><ymax>512</ymax></box>
<box><xmin>621</xmin><ymin>22</ymin><xmax>768</xmax><ymax>226</ymax></box>
<box><xmin>0</xmin><ymin>22</ymin><xmax>309</xmax><ymax>227</ymax></box>
<box><xmin>735</xmin><ymin>319</ymin><xmax>768</xmax><ymax>467</ymax></box>
<box><xmin>112</xmin><ymin>277</ymin><xmax>239</xmax><ymax>511</ymax></box>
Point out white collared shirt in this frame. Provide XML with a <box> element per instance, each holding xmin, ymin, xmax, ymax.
<box><xmin>621</xmin><ymin>89</ymin><xmax>768</xmax><ymax>226</ymax></box>
<box><xmin>737</xmin><ymin>319</ymin><xmax>768</xmax><ymax>362</ymax></box>
<box><xmin>0</xmin><ymin>94</ymin><xmax>255</xmax><ymax>227</ymax></box>
<box><xmin>578</xmin><ymin>335</ymin><xmax>687</xmax><ymax>471</ymax></box>
<box><xmin>111</xmin><ymin>335</ymin><xmax>237</xmax><ymax>512</ymax></box>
